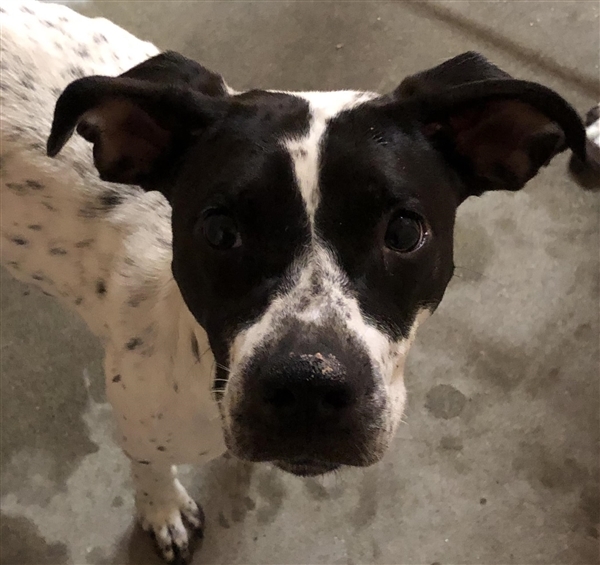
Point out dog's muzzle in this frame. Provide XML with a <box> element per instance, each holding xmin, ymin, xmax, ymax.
<box><xmin>225</xmin><ymin>330</ymin><xmax>388</xmax><ymax>474</ymax></box>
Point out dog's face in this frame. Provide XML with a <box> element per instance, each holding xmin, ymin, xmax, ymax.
<box><xmin>48</xmin><ymin>51</ymin><xmax>585</xmax><ymax>476</ymax></box>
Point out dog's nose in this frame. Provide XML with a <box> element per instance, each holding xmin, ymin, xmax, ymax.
<box><xmin>259</xmin><ymin>353</ymin><xmax>356</xmax><ymax>423</ymax></box>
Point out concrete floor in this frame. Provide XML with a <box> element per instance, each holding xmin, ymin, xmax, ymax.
<box><xmin>1</xmin><ymin>1</ymin><xmax>599</xmax><ymax>564</ymax></box>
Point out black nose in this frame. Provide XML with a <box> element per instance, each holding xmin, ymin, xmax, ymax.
<box><xmin>259</xmin><ymin>353</ymin><xmax>356</xmax><ymax>424</ymax></box>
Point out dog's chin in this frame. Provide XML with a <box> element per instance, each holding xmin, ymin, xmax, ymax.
<box><xmin>274</xmin><ymin>460</ymin><xmax>341</xmax><ymax>477</ymax></box>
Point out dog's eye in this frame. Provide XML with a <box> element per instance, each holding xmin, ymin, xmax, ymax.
<box><xmin>200</xmin><ymin>210</ymin><xmax>242</xmax><ymax>250</ymax></box>
<box><xmin>385</xmin><ymin>213</ymin><xmax>425</xmax><ymax>253</ymax></box>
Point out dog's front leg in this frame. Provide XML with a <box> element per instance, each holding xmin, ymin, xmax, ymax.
<box><xmin>131</xmin><ymin>461</ymin><xmax>204</xmax><ymax>562</ymax></box>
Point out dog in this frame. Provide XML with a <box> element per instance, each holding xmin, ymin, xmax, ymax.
<box><xmin>1</xmin><ymin>0</ymin><xmax>589</xmax><ymax>562</ymax></box>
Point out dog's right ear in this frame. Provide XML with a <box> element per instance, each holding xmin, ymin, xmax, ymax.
<box><xmin>47</xmin><ymin>52</ymin><xmax>231</xmax><ymax>196</ymax></box>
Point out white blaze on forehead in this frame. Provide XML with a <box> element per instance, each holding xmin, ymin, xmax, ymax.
<box><xmin>282</xmin><ymin>90</ymin><xmax>378</xmax><ymax>227</ymax></box>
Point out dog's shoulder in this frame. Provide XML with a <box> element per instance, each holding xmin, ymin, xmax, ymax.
<box><xmin>1</xmin><ymin>0</ymin><xmax>173</xmax><ymax>337</ymax></box>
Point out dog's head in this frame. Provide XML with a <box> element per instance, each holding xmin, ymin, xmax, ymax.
<box><xmin>48</xmin><ymin>51</ymin><xmax>585</xmax><ymax>476</ymax></box>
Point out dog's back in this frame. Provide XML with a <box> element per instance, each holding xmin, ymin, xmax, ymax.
<box><xmin>1</xmin><ymin>0</ymin><xmax>169</xmax><ymax>336</ymax></box>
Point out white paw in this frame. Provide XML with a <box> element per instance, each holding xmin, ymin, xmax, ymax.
<box><xmin>136</xmin><ymin>479</ymin><xmax>204</xmax><ymax>563</ymax></box>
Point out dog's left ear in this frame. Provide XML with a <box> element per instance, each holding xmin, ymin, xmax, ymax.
<box><xmin>393</xmin><ymin>52</ymin><xmax>587</xmax><ymax>199</ymax></box>
<box><xmin>47</xmin><ymin>52</ymin><xmax>230</xmax><ymax>196</ymax></box>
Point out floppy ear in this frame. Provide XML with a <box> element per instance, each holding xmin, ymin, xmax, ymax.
<box><xmin>394</xmin><ymin>52</ymin><xmax>587</xmax><ymax>198</ymax></box>
<box><xmin>47</xmin><ymin>51</ymin><xmax>230</xmax><ymax>195</ymax></box>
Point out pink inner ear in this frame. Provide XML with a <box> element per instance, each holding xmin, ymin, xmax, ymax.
<box><xmin>120</xmin><ymin>103</ymin><xmax>172</xmax><ymax>149</ymax></box>
<box><xmin>427</xmin><ymin>99</ymin><xmax>559</xmax><ymax>186</ymax></box>
<box><xmin>79</xmin><ymin>99</ymin><xmax>172</xmax><ymax>183</ymax></box>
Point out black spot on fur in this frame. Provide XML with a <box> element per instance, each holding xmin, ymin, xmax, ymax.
<box><xmin>67</xmin><ymin>65</ymin><xmax>85</xmax><ymax>79</ymax></box>
<box><xmin>75</xmin><ymin>239</ymin><xmax>94</xmax><ymax>248</ymax></box>
<box><xmin>6</xmin><ymin>182</ymin><xmax>27</xmax><ymax>194</ymax></box>
<box><xmin>173</xmin><ymin>383</ymin><xmax>179</xmax><ymax>393</ymax></box>
<box><xmin>42</xmin><ymin>202</ymin><xmax>56</xmax><ymax>211</ymax></box>
<box><xmin>21</xmin><ymin>5</ymin><xmax>34</xmax><ymax>14</ymax></box>
<box><xmin>10</xmin><ymin>236</ymin><xmax>28</xmax><ymax>246</ymax></box>
<box><xmin>93</xmin><ymin>33</ymin><xmax>108</xmax><ymax>44</ymax></box>
<box><xmin>49</xmin><ymin>247</ymin><xmax>67</xmax><ymax>256</ymax></box>
<box><xmin>42</xmin><ymin>290</ymin><xmax>54</xmax><ymax>297</ymax></box>
<box><xmin>76</xmin><ymin>45</ymin><xmax>90</xmax><ymax>58</ymax></box>
<box><xmin>31</xmin><ymin>272</ymin><xmax>45</xmax><ymax>281</ymax></box>
<box><xmin>156</xmin><ymin>236</ymin><xmax>170</xmax><ymax>248</ymax></box>
<box><xmin>310</xmin><ymin>273</ymin><xmax>323</xmax><ymax>295</ymax></box>
<box><xmin>27</xmin><ymin>225</ymin><xmax>42</xmax><ymax>231</ymax></box>
<box><xmin>80</xmin><ymin>190</ymin><xmax>125</xmax><ymax>218</ymax></box>
<box><xmin>26</xmin><ymin>179</ymin><xmax>44</xmax><ymax>190</ymax></box>
<box><xmin>19</xmin><ymin>77</ymin><xmax>34</xmax><ymax>90</ymax></box>
<box><xmin>157</xmin><ymin>446</ymin><xmax>166</xmax><ymax>452</ymax></box>
<box><xmin>7</xmin><ymin>261</ymin><xmax>19</xmax><ymax>269</ymax></box>
<box><xmin>96</xmin><ymin>279</ymin><xmax>107</xmax><ymax>296</ymax></box>
<box><xmin>99</xmin><ymin>191</ymin><xmax>124</xmax><ymax>208</ymax></box>
<box><xmin>126</xmin><ymin>337</ymin><xmax>143</xmax><ymax>350</ymax></box>
<box><xmin>138</xmin><ymin>460</ymin><xmax>151</xmax><ymax>465</ymax></box>
<box><xmin>191</xmin><ymin>333</ymin><xmax>201</xmax><ymax>362</ymax></box>
<box><xmin>42</xmin><ymin>19</ymin><xmax>56</xmax><ymax>28</ymax></box>
<box><xmin>112</xmin><ymin>374</ymin><xmax>122</xmax><ymax>383</ymax></box>
<box><xmin>75</xmin><ymin>297</ymin><xmax>83</xmax><ymax>306</ymax></box>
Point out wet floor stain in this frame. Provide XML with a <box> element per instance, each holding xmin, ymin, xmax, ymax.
<box><xmin>425</xmin><ymin>384</ymin><xmax>467</xmax><ymax>419</ymax></box>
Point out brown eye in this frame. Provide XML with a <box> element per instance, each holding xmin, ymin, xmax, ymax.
<box><xmin>385</xmin><ymin>213</ymin><xmax>425</xmax><ymax>253</ymax></box>
<box><xmin>200</xmin><ymin>209</ymin><xmax>241</xmax><ymax>250</ymax></box>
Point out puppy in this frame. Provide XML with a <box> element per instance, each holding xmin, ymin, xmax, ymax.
<box><xmin>0</xmin><ymin>0</ymin><xmax>587</xmax><ymax>561</ymax></box>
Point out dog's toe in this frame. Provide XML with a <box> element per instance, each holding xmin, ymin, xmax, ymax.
<box><xmin>181</xmin><ymin>498</ymin><xmax>205</xmax><ymax>532</ymax></box>
<box><xmin>136</xmin><ymin>480</ymin><xmax>203</xmax><ymax>563</ymax></box>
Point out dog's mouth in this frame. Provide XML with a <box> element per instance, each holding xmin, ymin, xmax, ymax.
<box><xmin>274</xmin><ymin>459</ymin><xmax>341</xmax><ymax>477</ymax></box>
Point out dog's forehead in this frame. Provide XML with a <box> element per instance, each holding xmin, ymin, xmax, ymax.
<box><xmin>280</xmin><ymin>90</ymin><xmax>379</xmax><ymax>223</ymax></box>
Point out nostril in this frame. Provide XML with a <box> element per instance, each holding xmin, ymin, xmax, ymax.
<box><xmin>265</xmin><ymin>387</ymin><xmax>296</xmax><ymax>409</ymax></box>
<box><xmin>323</xmin><ymin>388</ymin><xmax>352</xmax><ymax>410</ymax></box>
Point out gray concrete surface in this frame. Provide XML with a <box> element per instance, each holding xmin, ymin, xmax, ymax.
<box><xmin>1</xmin><ymin>1</ymin><xmax>599</xmax><ymax>564</ymax></box>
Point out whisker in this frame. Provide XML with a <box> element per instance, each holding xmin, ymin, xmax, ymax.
<box><xmin>215</xmin><ymin>362</ymin><xmax>231</xmax><ymax>373</ymax></box>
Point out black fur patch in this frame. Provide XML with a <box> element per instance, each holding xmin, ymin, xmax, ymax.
<box><xmin>112</xmin><ymin>374</ymin><xmax>122</xmax><ymax>383</ymax></box>
<box><xmin>49</xmin><ymin>247</ymin><xmax>67</xmax><ymax>256</ymax></box>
